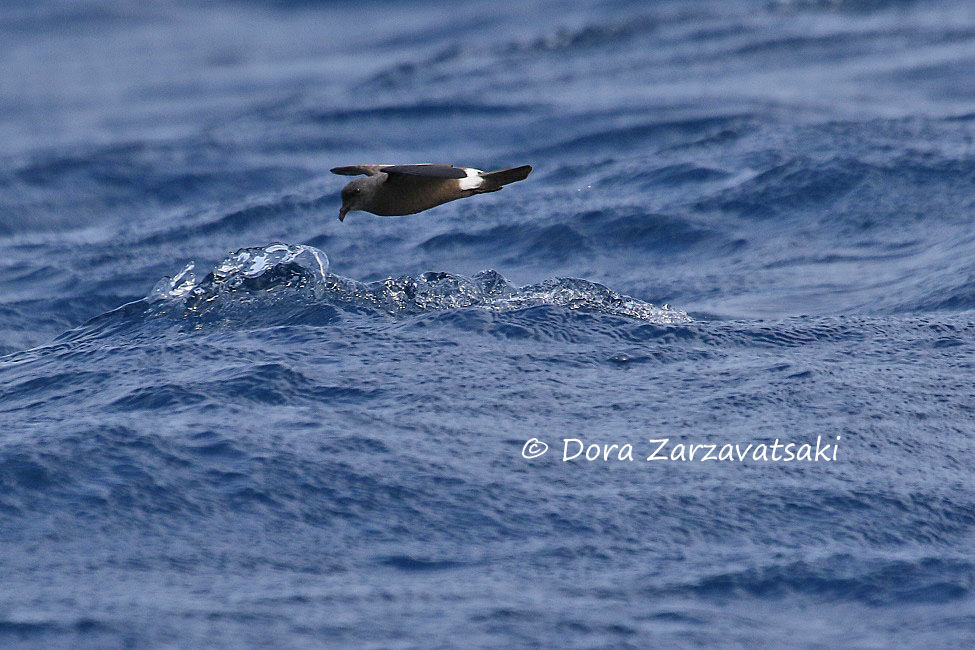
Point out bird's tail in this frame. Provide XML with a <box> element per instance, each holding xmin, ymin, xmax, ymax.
<box><xmin>478</xmin><ymin>165</ymin><xmax>532</xmax><ymax>192</ymax></box>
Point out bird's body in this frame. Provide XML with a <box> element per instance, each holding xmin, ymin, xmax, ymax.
<box><xmin>331</xmin><ymin>164</ymin><xmax>532</xmax><ymax>221</ymax></box>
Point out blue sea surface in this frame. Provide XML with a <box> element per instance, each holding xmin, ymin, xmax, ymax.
<box><xmin>1</xmin><ymin>0</ymin><xmax>974</xmax><ymax>647</ymax></box>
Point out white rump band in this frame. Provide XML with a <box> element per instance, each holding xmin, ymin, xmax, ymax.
<box><xmin>458</xmin><ymin>168</ymin><xmax>484</xmax><ymax>190</ymax></box>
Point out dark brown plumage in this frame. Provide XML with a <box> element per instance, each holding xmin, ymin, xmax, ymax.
<box><xmin>331</xmin><ymin>164</ymin><xmax>532</xmax><ymax>221</ymax></box>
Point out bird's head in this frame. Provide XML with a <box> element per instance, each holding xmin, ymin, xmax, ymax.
<box><xmin>339</xmin><ymin>178</ymin><xmax>370</xmax><ymax>221</ymax></box>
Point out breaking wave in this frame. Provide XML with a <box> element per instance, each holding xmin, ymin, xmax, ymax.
<box><xmin>146</xmin><ymin>242</ymin><xmax>691</xmax><ymax>324</ymax></box>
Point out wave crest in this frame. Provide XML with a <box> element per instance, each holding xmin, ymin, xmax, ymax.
<box><xmin>148</xmin><ymin>243</ymin><xmax>329</xmax><ymax>305</ymax></box>
<box><xmin>148</xmin><ymin>243</ymin><xmax>690</xmax><ymax>324</ymax></box>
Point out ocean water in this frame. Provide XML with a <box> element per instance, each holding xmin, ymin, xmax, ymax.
<box><xmin>1</xmin><ymin>0</ymin><xmax>974</xmax><ymax>647</ymax></box>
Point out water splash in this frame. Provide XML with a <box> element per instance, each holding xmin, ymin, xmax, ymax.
<box><xmin>148</xmin><ymin>243</ymin><xmax>329</xmax><ymax>306</ymax></box>
<box><xmin>148</xmin><ymin>243</ymin><xmax>690</xmax><ymax>324</ymax></box>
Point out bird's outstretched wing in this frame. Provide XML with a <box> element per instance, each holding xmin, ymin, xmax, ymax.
<box><xmin>330</xmin><ymin>165</ymin><xmax>389</xmax><ymax>176</ymax></box>
<box><xmin>330</xmin><ymin>164</ymin><xmax>468</xmax><ymax>179</ymax></box>
<box><xmin>382</xmin><ymin>165</ymin><xmax>467</xmax><ymax>179</ymax></box>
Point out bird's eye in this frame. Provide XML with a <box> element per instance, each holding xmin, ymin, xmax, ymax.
<box><xmin>354</xmin><ymin>188</ymin><xmax>361</xmax><ymax>194</ymax></box>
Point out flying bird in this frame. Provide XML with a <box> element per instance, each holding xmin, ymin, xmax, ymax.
<box><xmin>331</xmin><ymin>164</ymin><xmax>532</xmax><ymax>221</ymax></box>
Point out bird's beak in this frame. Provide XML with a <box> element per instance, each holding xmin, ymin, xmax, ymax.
<box><xmin>338</xmin><ymin>207</ymin><xmax>348</xmax><ymax>222</ymax></box>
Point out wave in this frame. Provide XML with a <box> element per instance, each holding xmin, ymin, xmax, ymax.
<box><xmin>677</xmin><ymin>555</ymin><xmax>972</xmax><ymax>606</ymax></box>
<box><xmin>144</xmin><ymin>242</ymin><xmax>691</xmax><ymax>325</ymax></box>
<box><xmin>503</xmin><ymin>14</ymin><xmax>658</xmax><ymax>54</ymax></box>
